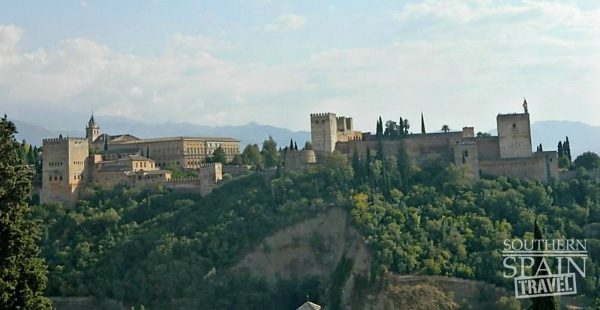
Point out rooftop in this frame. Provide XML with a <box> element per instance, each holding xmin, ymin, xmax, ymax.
<box><xmin>114</xmin><ymin>136</ymin><xmax>240</xmax><ymax>144</ymax></box>
<box><xmin>97</xmin><ymin>165</ymin><xmax>129</xmax><ymax>172</ymax></box>
<box><xmin>100</xmin><ymin>148</ymin><xmax>140</xmax><ymax>155</ymax></box>
<box><xmin>116</xmin><ymin>155</ymin><xmax>155</xmax><ymax>162</ymax></box>
<box><xmin>296</xmin><ymin>301</ymin><xmax>321</xmax><ymax>310</ymax></box>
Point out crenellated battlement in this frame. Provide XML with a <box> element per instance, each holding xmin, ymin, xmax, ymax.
<box><xmin>310</xmin><ymin>112</ymin><xmax>335</xmax><ymax>118</ymax></box>
<box><xmin>198</xmin><ymin>163</ymin><xmax>218</xmax><ymax>168</ymax></box>
<box><xmin>168</xmin><ymin>177</ymin><xmax>201</xmax><ymax>182</ymax></box>
<box><xmin>43</xmin><ymin>136</ymin><xmax>87</xmax><ymax>142</ymax></box>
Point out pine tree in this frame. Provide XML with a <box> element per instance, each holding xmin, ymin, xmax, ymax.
<box><xmin>261</xmin><ymin>136</ymin><xmax>280</xmax><ymax>168</ymax></box>
<box><xmin>0</xmin><ymin>116</ymin><xmax>53</xmax><ymax>309</ymax></box>
<box><xmin>531</xmin><ymin>220</ymin><xmax>558</xmax><ymax>310</ymax></box>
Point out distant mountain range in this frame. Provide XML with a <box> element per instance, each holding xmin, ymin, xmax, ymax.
<box><xmin>7</xmin><ymin>110</ymin><xmax>600</xmax><ymax>158</ymax></box>
<box><xmin>530</xmin><ymin>121</ymin><xmax>600</xmax><ymax>158</ymax></box>
<box><xmin>10</xmin><ymin>117</ymin><xmax>311</xmax><ymax>150</ymax></box>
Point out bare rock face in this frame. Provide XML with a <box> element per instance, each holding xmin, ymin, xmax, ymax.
<box><xmin>234</xmin><ymin>207</ymin><xmax>370</xmax><ymax>279</ymax></box>
<box><xmin>233</xmin><ymin>207</ymin><xmax>370</xmax><ymax>308</ymax></box>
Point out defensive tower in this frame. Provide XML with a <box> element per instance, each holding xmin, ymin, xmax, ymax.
<box><xmin>310</xmin><ymin>113</ymin><xmax>338</xmax><ymax>153</ymax></box>
<box><xmin>40</xmin><ymin>136</ymin><xmax>89</xmax><ymax>206</ymax></box>
<box><xmin>497</xmin><ymin>100</ymin><xmax>532</xmax><ymax>159</ymax></box>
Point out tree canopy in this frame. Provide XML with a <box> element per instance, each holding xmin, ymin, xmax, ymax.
<box><xmin>574</xmin><ymin>151</ymin><xmax>600</xmax><ymax>171</ymax></box>
<box><xmin>0</xmin><ymin>116</ymin><xmax>52</xmax><ymax>309</ymax></box>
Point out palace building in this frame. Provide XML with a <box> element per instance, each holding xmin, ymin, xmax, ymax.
<box><xmin>40</xmin><ymin>115</ymin><xmax>240</xmax><ymax>206</ymax></box>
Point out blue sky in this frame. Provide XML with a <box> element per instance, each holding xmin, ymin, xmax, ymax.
<box><xmin>1</xmin><ymin>0</ymin><xmax>599</xmax><ymax>132</ymax></box>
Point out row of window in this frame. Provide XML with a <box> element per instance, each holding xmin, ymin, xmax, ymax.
<box><xmin>136</xmin><ymin>174</ymin><xmax>166</xmax><ymax>180</ymax></box>
<box><xmin>134</xmin><ymin>162</ymin><xmax>153</xmax><ymax>169</ymax></box>
<box><xmin>156</xmin><ymin>162</ymin><xmax>180</xmax><ymax>167</ymax></box>
<box><xmin>48</xmin><ymin>162</ymin><xmax>63</xmax><ymax>166</ymax></box>
<box><xmin>48</xmin><ymin>175</ymin><xmax>83</xmax><ymax>181</ymax></box>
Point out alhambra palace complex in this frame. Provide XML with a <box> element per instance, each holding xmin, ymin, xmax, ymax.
<box><xmin>40</xmin><ymin>115</ymin><xmax>242</xmax><ymax>206</ymax></box>
<box><xmin>41</xmin><ymin>101</ymin><xmax>559</xmax><ymax>206</ymax></box>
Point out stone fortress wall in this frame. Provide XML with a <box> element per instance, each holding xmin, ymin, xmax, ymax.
<box><xmin>312</xmin><ymin>101</ymin><xmax>559</xmax><ymax>182</ymax></box>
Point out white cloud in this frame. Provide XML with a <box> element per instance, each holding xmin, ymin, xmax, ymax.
<box><xmin>130</xmin><ymin>86</ymin><xmax>143</xmax><ymax>97</ymax></box>
<box><xmin>1</xmin><ymin>0</ymin><xmax>599</xmax><ymax>131</ymax></box>
<box><xmin>266</xmin><ymin>14</ymin><xmax>306</xmax><ymax>32</ymax></box>
<box><xmin>167</xmin><ymin>33</ymin><xmax>233</xmax><ymax>52</ymax></box>
<box><xmin>0</xmin><ymin>24</ymin><xmax>23</xmax><ymax>57</ymax></box>
<box><xmin>80</xmin><ymin>1</ymin><xmax>89</xmax><ymax>8</ymax></box>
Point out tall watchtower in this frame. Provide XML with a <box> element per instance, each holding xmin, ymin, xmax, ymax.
<box><xmin>86</xmin><ymin>114</ymin><xmax>100</xmax><ymax>145</ymax></box>
<box><xmin>40</xmin><ymin>136</ymin><xmax>90</xmax><ymax>206</ymax></box>
<box><xmin>497</xmin><ymin>101</ymin><xmax>532</xmax><ymax>159</ymax></box>
<box><xmin>310</xmin><ymin>113</ymin><xmax>337</xmax><ymax>153</ymax></box>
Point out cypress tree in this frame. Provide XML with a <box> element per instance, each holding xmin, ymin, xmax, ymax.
<box><xmin>289</xmin><ymin>139</ymin><xmax>294</xmax><ymax>151</ymax></box>
<box><xmin>26</xmin><ymin>147</ymin><xmax>35</xmax><ymax>165</ymax></box>
<box><xmin>376</xmin><ymin>136</ymin><xmax>385</xmax><ymax>161</ymax></box>
<box><xmin>399</xmin><ymin>117</ymin><xmax>404</xmax><ymax>136</ymax></box>
<box><xmin>376</xmin><ymin>117</ymin><xmax>384</xmax><ymax>137</ymax></box>
<box><xmin>0</xmin><ymin>116</ymin><xmax>53</xmax><ymax>309</ymax></box>
<box><xmin>397</xmin><ymin>140</ymin><xmax>410</xmax><ymax>192</ymax></box>
<box><xmin>365</xmin><ymin>147</ymin><xmax>372</xmax><ymax>179</ymax></box>
<box><xmin>351</xmin><ymin>148</ymin><xmax>362</xmax><ymax>184</ymax></box>
<box><xmin>557</xmin><ymin>141</ymin><xmax>563</xmax><ymax>157</ymax></box>
<box><xmin>17</xmin><ymin>144</ymin><xmax>26</xmax><ymax>164</ymax></box>
<box><xmin>294</xmin><ymin>142</ymin><xmax>298</xmax><ymax>151</ymax></box>
<box><xmin>421</xmin><ymin>113</ymin><xmax>426</xmax><ymax>134</ymax></box>
<box><xmin>564</xmin><ymin>136</ymin><xmax>572</xmax><ymax>162</ymax></box>
<box><xmin>531</xmin><ymin>221</ymin><xmax>558</xmax><ymax>310</ymax></box>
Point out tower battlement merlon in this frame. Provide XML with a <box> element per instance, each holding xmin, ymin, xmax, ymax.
<box><xmin>497</xmin><ymin>113</ymin><xmax>528</xmax><ymax>117</ymax></box>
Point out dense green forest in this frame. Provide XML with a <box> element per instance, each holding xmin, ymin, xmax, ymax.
<box><xmin>32</xmin><ymin>147</ymin><xmax>600</xmax><ymax>308</ymax></box>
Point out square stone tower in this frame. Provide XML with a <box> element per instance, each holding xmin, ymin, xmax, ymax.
<box><xmin>497</xmin><ymin>113</ymin><xmax>533</xmax><ymax>159</ymax></box>
<box><xmin>310</xmin><ymin>113</ymin><xmax>338</xmax><ymax>153</ymax></box>
<box><xmin>40</xmin><ymin>136</ymin><xmax>90</xmax><ymax>206</ymax></box>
